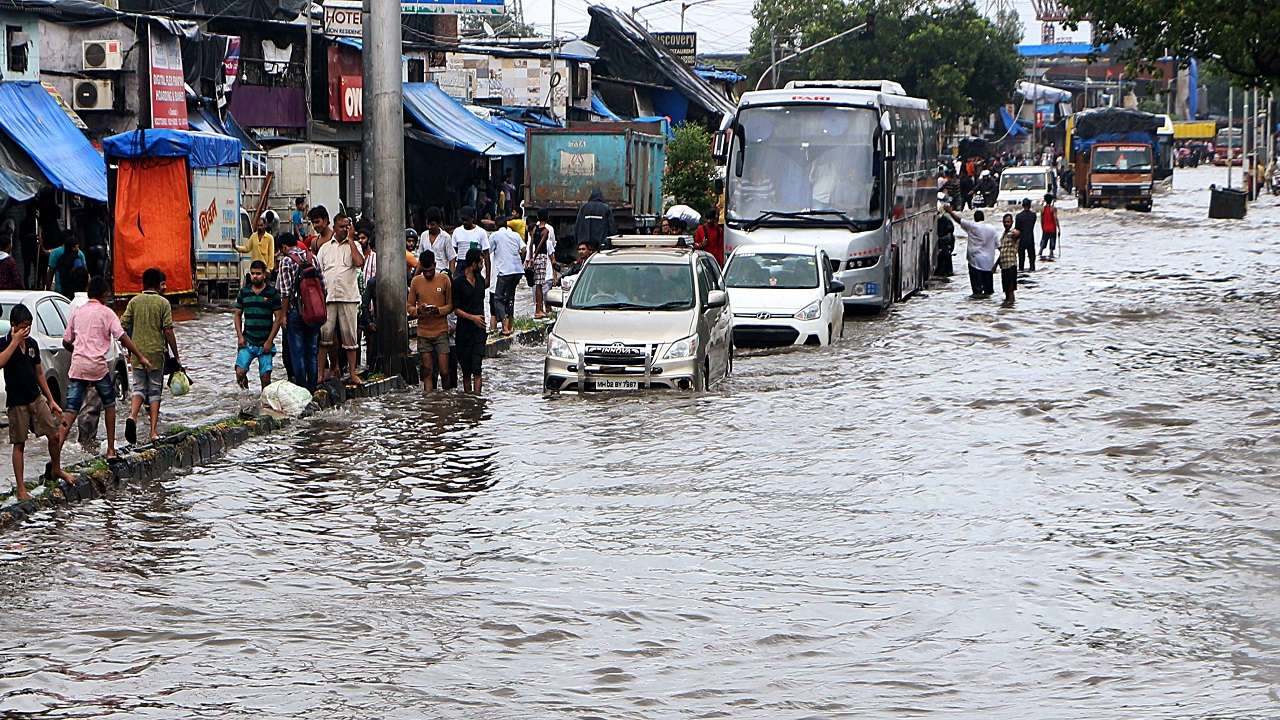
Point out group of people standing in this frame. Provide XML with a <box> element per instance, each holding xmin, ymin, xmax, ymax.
<box><xmin>937</xmin><ymin>193</ymin><xmax>1061</xmax><ymax>308</ymax></box>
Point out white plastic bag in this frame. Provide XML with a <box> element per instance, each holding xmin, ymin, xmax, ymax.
<box><xmin>260</xmin><ymin>380</ymin><xmax>313</xmax><ymax>417</ymax></box>
<box><xmin>664</xmin><ymin>204</ymin><xmax>701</xmax><ymax>225</ymax></box>
<box><xmin>168</xmin><ymin>370</ymin><xmax>191</xmax><ymax>397</ymax></box>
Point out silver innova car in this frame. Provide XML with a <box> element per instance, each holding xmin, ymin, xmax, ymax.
<box><xmin>543</xmin><ymin>237</ymin><xmax>732</xmax><ymax>392</ymax></box>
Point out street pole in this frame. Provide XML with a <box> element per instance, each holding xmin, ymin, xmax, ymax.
<box><xmin>768</xmin><ymin>31</ymin><xmax>777</xmax><ymax>88</ymax></box>
<box><xmin>1227</xmin><ymin>86</ymin><xmax>1234</xmax><ymax>189</ymax></box>
<box><xmin>363</xmin><ymin>0</ymin><xmax>410</xmax><ymax>379</ymax></box>
<box><xmin>755</xmin><ymin>16</ymin><xmax>871</xmax><ymax>91</ymax></box>
<box><xmin>305</xmin><ymin>1</ymin><xmax>313</xmax><ymax>141</ymax></box>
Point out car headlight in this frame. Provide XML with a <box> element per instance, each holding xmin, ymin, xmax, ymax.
<box><xmin>661</xmin><ymin>334</ymin><xmax>697</xmax><ymax>360</ymax></box>
<box><xmin>547</xmin><ymin>334</ymin><xmax>576</xmax><ymax>361</ymax></box>
<box><xmin>794</xmin><ymin>299</ymin><xmax>822</xmax><ymax>321</ymax></box>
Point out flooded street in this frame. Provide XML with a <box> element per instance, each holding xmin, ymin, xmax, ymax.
<box><xmin>2</xmin><ymin>165</ymin><xmax>1278</xmax><ymax>718</ymax></box>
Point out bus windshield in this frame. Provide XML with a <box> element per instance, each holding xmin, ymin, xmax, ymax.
<box><xmin>727</xmin><ymin>105</ymin><xmax>880</xmax><ymax>225</ymax></box>
<box><xmin>1091</xmin><ymin>148</ymin><xmax>1152</xmax><ymax>172</ymax></box>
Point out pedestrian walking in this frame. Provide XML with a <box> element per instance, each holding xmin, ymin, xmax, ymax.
<box><xmin>404</xmin><ymin>229</ymin><xmax>421</xmax><ymax>282</ymax></box>
<box><xmin>958</xmin><ymin>171</ymin><xmax>974</xmax><ymax>210</ymax></box>
<box><xmin>693</xmin><ymin>211</ymin><xmax>725</xmax><ymax>265</ymax></box>
<box><xmin>276</xmin><ymin>233</ymin><xmax>324</xmax><ymax>391</ymax></box>
<box><xmin>574</xmin><ymin>188</ymin><xmax>615</xmax><ymax>251</ymax></box>
<box><xmin>935</xmin><ymin>202</ymin><xmax>955</xmax><ymax>278</ymax></box>
<box><xmin>291</xmin><ymin>196</ymin><xmax>308</xmax><ymax>237</ymax></box>
<box><xmin>451</xmin><ymin>211</ymin><xmax>491</xmax><ymax>284</ymax></box>
<box><xmin>1</xmin><ymin>305</ymin><xmax>73</xmax><ymax>500</ymax></box>
<box><xmin>489</xmin><ymin>219</ymin><xmax>524</xmax><ymax>336</ymax></box>
<box><xmin>452</xmin><ymin>247</ymin><xmax>487</xmax><ymax>395</ymax></box>
<box><xmin>354</xmin><ymin>221</ymin><xmax>378</xmax><ymax>371</ymax></box>
<box><xmin>60</xmin><ymin>277</ymin><xmax>151</xmax><ymax>459</ymax></box>
<box><xmin>234</xmin><ymin>260</ymin><xmax>284</xmax><ymax>389</ymax></box>
<box><xmin>306</xmin><ymin>204</ymin><xmax>334</xmax><ymax>251</ymax></box>
<box><xmin>121</xmin><ymin>268</ymin><xmax>178</xmax><ymax>443</ymax></box>
<box><xmin>0</xmin><ymin>232</ymin><xmax>24</xmax><ymax>290</ymax></box>
<box><xmin>996</xmin><ymin>215</ymin><xmax>1020</xmax><ymax>308</ymax></box>
<box><xmin>977</xmin><ymin>170</ymin><xmax>999</xmax><ymax>207</ymax></box>
<box><xmin>1039</xmin><ymin>194</ymin><xmax>1060</xmax><ymax>261</ymax></box>
<box><xmin>407</xmin><ymin>249</ymin><xmax>453</xmax><ymax>392</ymax></box>
<box><xmin>945</xmin><ymin>206</ymin><xmax>999</xmax><ymax>299</ymax></box>
<box><xmin>526</xmin><ymin>209</ymin><xmax>556</xmax><ymax>318</ymax></box>
<box><xmin>315</xmin><ymin>213</ymin><xmax>363</xmax><ymax>386</ymax></box>
<box><xmin>1015</xmin><ymin>198</ymin><xmax>1037</xmax><ymax>273</ymax></box>
<box><xmin>237</xmin><ymin>215</ymin><xmax>276</xmax><ymax>274</ymax></box>
<box><xmin>47</xmin><ymin>232</ymin><xmax>87</xmax><ymax>298</ymax></box>
<box><xmin>419</xmin><ymin>207</ymin><xmax>455</xmax><ymax>275</ymax></box>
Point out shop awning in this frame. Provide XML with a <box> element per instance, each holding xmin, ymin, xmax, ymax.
<box><xmin>103</xmin><ymin>129</ymin><xmax>242</xmax><ymax>169</ymax></box>
<box><xmin>0</xmin><ymin>81</ymin><xmax>106</xmax><ymax>201</ymax></box>
<box><xmin>402</xmin><ymin>82</ymin><xmax>525</xmax><ymax>157</ymax></box>
<box><xmin>190</xmin><ymin>104</ymin><xmax>261</xmax><ymax>151</ymax></box>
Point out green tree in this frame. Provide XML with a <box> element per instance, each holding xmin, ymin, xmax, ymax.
<box><xmin>663</xmin><ymin>123</ymin><xmax>717</xmax><ymax>218</ymax></box>
<box><xmin>1065</xmin><ymin>0</ymin><xmax>1280</xmax><ymax>87</ymax></box>
<box><xmin>744</xmin><ymin>0</ymin><xmax>1023</xmax><ymax>130</ymax></box>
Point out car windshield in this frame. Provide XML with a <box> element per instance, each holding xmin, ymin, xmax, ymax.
<box><xmin>727</xmin><ymin>105</ymin><xmax>880</xmax><ymax>223</ymax></box>
<box><xmin>1092</xmin><ymin>148</ymin><xmax>1152</xmax><ymax>172</ymax></box>
<box><xmin>725</xmin><ymin>253</ymin><xmax>819</xmax><ymax>289</ymax></box>
<box><xmin>568</xmin><ymin>262</ymin><xmax>695</xmax><ymax>311</ymax></box>
<box><xmin>1000</xmin><ymin>172</ymin><xmax>1047</xmax><ymax>191</ymax></box>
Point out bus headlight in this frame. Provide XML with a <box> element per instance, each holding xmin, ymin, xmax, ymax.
<box><xmin>548</xmin><ymin>334</ymin><xmax>576</xmax><ymax>361</ymax></box>
<box><xmin>794</xmin><ymin>300</ymin><xmax>822</xmax><ymax>321</ymax></box>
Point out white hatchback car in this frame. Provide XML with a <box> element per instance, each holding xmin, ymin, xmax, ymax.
<box><xmin>723</xmin><ymin>243</ymin><xmax>845</xmax><ymax>348</ymax></box>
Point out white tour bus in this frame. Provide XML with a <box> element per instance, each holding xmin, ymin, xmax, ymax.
<box><xmin>717</xmin><ymin>80</ymin><xmax>938</xmax><ymax>310</ymax></box>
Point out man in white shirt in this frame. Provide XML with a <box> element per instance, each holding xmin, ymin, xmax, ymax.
<box><xmin>315</xmin><ymin>213</ymin><xmax>364</xmax><ymax>384</ymax></box>
<box><xmin>945</xmin><ymin>206</ymin><xmax>999</xmax><ymax>299</ymax></box>
<box><xmin>489</xmin><ymin>221</ymin><xmax>524</xmax><ymax>335</ymax></box>
<box><xmin>450</xmin><ymin>211</ymin><xmax>491</xmax><ymax>286</ymax></box>
<box><xmin>418</xmin><ymin>207</ymin><xmax>455</xmax><ymax>275</ymax></box>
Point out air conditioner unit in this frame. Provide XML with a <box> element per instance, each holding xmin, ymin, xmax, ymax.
<box><xmin>73</xmin><ymin>79</ymin><xmax>115</xmax><ymax>111</ymax></box>
<box><xmin>82</xmin><ymin>40</ymin><xmax>123</xmax><ymax>71</ymax></box>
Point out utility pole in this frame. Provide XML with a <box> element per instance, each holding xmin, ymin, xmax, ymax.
<box><xmin>1227</xmin><ymin>86</ymin><xmax>1234</xmax><ymax>189</ymax></box>
<box><xmin>756</xmin><ymin>13</ymin><xmax>874</xmax><ymax>91</ymax></box>
<box><xmin>305</xmin><ymin>1</ymin><xmax>314</xmax><ymax>141</ymax></box>
<box><xmin>363</xmin><ymin>0</ymin><xmax>410</xmax><ymax>379</ymax></box>
<box><xmin>768</xmin><ymin>31</ymin><xmax>777</xmax><ymax>88</ymax></box>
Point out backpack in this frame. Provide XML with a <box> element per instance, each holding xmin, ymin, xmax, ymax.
<box><xmin>289</xmin><ymin>248</ymin><xmax>327</xmax><ymax>327</ymax></box>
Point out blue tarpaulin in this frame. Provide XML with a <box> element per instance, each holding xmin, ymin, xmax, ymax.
<box><xmin>189</xmin><ymin>105</ymin><xmax>260</xmax><ymax>152</ymax></box>
<box><xmin>0</xmin><ymin>81</ymin><xmax>106</xmax><ymax>201</ymax></box>
<box><xmin>103</xmin><ymin>129</ymin><xmax>242</xmax><ymax>169</ymax></box>
<box><xmin>1017</xmin><ymin>43</ymin><xmax>1108</xmax><ymax>58</ymax></box>
<box><xmin>999</xmin><ymin>106</ymin><xmax>1028</xmax><ymax>137</ymax></box>
<box><xmin>402</xmin><ymin>82</ymin><xmax>525</xmax><ymax>156</ymax></box>
<box><xmin>591</xmin><ymin>93</ymin><xmax>622</xmax><ymax>120</ymax></box>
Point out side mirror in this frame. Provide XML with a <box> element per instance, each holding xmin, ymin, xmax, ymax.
<box><xmin>706</xmin><ymin>289</ymin><xmax>728</xmax><ymax>309</ymax></box>
<box><xmin>829</xmin><ymin>280</ymin><xmax>846</xmax><ymax>295</ymax></box>
<box><xmin>546</xmin><ymin>288</ymin><xmax>564</xmax><ymax>308</ymax></box>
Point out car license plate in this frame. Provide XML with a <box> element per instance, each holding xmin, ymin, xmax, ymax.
<box><xmin>864</xmin><ymin>282</ymin><xmax>879</xmax><ymax>296</ymax></box>
<box><xmin>596</xmin><ymin>378</ymin><xmax>639</xmax><ymax>391</ymax></box>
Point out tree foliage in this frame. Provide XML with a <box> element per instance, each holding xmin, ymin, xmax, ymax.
<box><xmin>663</xmin><ymin>123</ymin><xmax>717</xmax><ymax>217</ymax></box>
<box><xmin>1065</xmin><ymin>0</ymin><xmax>1280</xmax><ymax>87</ymax></box>
<box><xmin>745</xmin><ymin>0</ymin><xmax>1023</xmax><ymax>129</ymax></box>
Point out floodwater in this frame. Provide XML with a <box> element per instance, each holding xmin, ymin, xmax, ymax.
<box><xmin>2</xmin><ymin>166</ymin><xmax>1278</xmax><ymax>718</ymax></box>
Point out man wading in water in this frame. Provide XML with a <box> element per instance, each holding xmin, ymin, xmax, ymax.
<box><xmin>944</xmin><ymin>205</ymin><xmax>998</xmax><ymax>299</ymax></box>
<box><xmin>996</xmin><ymin>214</ymin><xmax>1020</xmax><ymax>308</ymax></box>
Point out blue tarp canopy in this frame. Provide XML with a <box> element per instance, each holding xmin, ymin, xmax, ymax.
<box><xmin>1018</xmin><ymin>43</ymin><xmax>1108</xmax><ymax>58</ymax></box>
<box><xmin>694</xmin><ymin>66</ymin><xmax>745</xmax><ymax>84</ymax></box>
<box><xmin>189</xmin><ymin>105</ymin><xmax>260</xmax><ymax>152</ymax></box>
<box><xmin>0</xmin><ymin>81</ymin><xmax>106</xmax><ymax>201</ymax></box>
<box><xmin>999</xmin><ymin>106</ymin><xmax>1028</xmax><ymax>137</ymax></box>
<box><xmin>590</xmin><ymin>93</ymin><xmax>623</xmax><ymax>120</ymax></box>
<box><xmin>402</xmin><ymin>82</ymin><xmax>525</xmax><ymax>156</ymax></box>
<box><xmin>103</xmin><ymin>129</ymin><xmax>242</xmax><ymax>169</ymax></box>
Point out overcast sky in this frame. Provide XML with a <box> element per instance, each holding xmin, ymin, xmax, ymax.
<box><xmin>519</xmin><ymin>0</ymin><xmax>1093</xmax><ymax>56</ymax></box>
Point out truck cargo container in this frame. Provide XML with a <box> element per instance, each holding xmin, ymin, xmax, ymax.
<box><xmin>524</xmin><ymin>122</ymin><xmax>665</xmax><ymax>261</ymax></box>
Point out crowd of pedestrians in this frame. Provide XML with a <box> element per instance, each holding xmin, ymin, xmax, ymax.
<box><xmin>940</xmin><ymin>191</ymin><xmax>1064</xmax><ymax>309</ymax></box>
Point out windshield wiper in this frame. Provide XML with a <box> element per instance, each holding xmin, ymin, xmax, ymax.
<box><xmin>582</xmin><ymin>302</ymin><xmax>650</xmax><ymax>310</ymax></box>
<box><xmin>649</xmin><ymin>300</ymin><xmax>692</xmax><ymax>310</ymax></box>
<box><xmin>741</xmin><ymin>209</ymin><xmax>872</xmax><ymax>232</ymax></box>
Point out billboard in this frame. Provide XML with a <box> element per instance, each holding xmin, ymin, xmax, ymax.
<box><xmin>401</xmin><ymin>0</ymin><xmax>503</xmax><ymax>14</ymax></box>
<box><xmin>324</xmin><ymin>0</ymin><xmax>363</xmax><ymax>37</ymax></box>
<box><xmin>651</xmin><ymin>32</ymin><xmax>696</xmax><ymax>66</ymax></box>
<box><xmin>148</xmin><ymin>26</ymin><xmax>188</xmax><ymax>129</ymax></box>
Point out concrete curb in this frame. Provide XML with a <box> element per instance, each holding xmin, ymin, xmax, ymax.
<box><xmin>0</xmin><ymin>375</ymin><xmax>407</xmax><ymax>533</ymax></box>
<box><xmin>485</xmin><ymin>323</ymin><xmax>550</xmax><ymax>358</ymax></box>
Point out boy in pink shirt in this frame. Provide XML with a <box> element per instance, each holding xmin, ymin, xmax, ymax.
<box><xmin>61</xmin><ymin>277</ymin><xmax>151</xmax><ymax>458</ymax></box>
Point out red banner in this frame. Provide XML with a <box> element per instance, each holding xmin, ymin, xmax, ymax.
<box><xmin>148</xmin><ymin>27</ymin><xmax>188</xmax><ymax>130</ymax></box>
<box><xmin>327</xmin><ymin>44</ymin><xmax>363</xmax><ymax>122</ymax></box>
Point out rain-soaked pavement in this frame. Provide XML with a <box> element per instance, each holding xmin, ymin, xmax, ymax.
<box><xmin>1</xmin><ymin>166</ymin><xmax>1278</xmax><ymax>718</ymax></box>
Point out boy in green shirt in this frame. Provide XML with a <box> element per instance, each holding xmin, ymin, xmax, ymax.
<box><xmin>121</xmin><ymin>268</ymin><xmax>179</xmax><ymax>443</ymax></box>
<box><xmin>235</xmin><ymin>260</ymin><xmax>284</xmax><ymax>389</ymax></box>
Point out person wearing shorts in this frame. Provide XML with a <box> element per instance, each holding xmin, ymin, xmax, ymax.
<box><xmin>61</xmin><ymin>277</ymin><xmax>151</xmax><ymax>459</ymax></box>
<box><xmin>407</xmin><ymin>250</ymin><xmax>452</xmax><ymax>392</ymax></box>
<box><xmin>235</xmin><ymin>260</ymin><xmax>284</xmax><ymax>389</ymax></box>
<box><xmin>121</xmin><ymin>267</ymin><xmax>179</xmax><ymax>443</ymax></box>
<box><xmin>315</xmin><ymin>213</ymin><xmax>364</xmax><ymax>385</ymax></box>
<box><xmin>1</xmin><ymin>305</ymin><xmax>74</xmax><ymax>500</ymax></box>
<box><xmin>452</xmin><ymin>248</ymin><xmax>488</xmax><ymax>394</ymax></box>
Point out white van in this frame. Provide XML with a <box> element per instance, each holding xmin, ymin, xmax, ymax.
<box><xmin>998</xmin><ymin>166</ymin><xmax>1056</xmax><ymax>209</ymax></box>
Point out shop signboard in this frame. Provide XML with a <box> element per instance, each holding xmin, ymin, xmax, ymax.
<box><xmin>401</xmin><ymin>0</ymin><xmax>503</xmax><ymax>14</ymax></box>
<box><xmin>192</xmin><ymin>166</ymin><xmax>241</xmax><ymax>261</ymax></box>
<box><xmin>651</xmin><ymin>32</ymin><xmax>696</xmax><ymax>65</ymax></box>
<box><xmin>148</xmin><ymin>27</ymin><xmax>188</xmax><ymax>129</ymax></box>
<box><xmin>324</xmin><ymin>0</ymin><xmax>363</xmax><ymax>38</ymax></box>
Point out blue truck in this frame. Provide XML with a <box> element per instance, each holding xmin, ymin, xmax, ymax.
<box><xmin>524</xmin><ymin>121</ymin><xmax>666</xmax><ymax>261</ymax></box>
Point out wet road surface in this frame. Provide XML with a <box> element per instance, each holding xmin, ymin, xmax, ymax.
<box><xmin>1</xmin><ymin>166</ymin><xmax>1278</xmax><ymax>718</ymax></box>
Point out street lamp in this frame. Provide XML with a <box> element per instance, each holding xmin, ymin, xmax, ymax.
<box><xmin>680</xmin><ymin>0</ymin><xmax>717</xmax><ymax>32</ymax></box>
<box><xmin>755</xmin><ymin>12</ymin><xmax>875</xmax><ymax>91</ymax></box>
